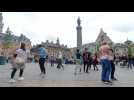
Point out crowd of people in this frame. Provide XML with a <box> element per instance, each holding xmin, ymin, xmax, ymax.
<box><xmin>73</xmin><ymin>41</ymin><xmax>118</xmax><ymax>85</ymax></box>
<box><xmin>7</xmin><ymin>42</ymin><xmax>134</xmax><ymax>85</ymax></box>
<box><xmin>114</xmin><ymin>54</ymin><xmax>134</xmax><ymax>69</ymax></box>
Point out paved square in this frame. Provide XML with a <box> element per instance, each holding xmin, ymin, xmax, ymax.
<box><xmin>0</xmin><ymin>63</ymin><xmax>134</xmax><ymax>87</ymax></box>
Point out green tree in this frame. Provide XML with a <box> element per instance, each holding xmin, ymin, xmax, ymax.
<box><xmin>95</xmin><ymin>43</ymin><xmax>100</xmax><ymax>56</ymax></box>
<box><xmin>2</xmin><ymin>27</ymin><xmax>12</xmax><ymax>56</ymax></box>
<box><xmin>127</xmin><ymin>45</ymin><xmax>132</xmax><ymax>56</ymax></box>
<box><xmin>96</xmin><ymin>43</ymin><xmax>100</xmax><ymax>52</ymax></box>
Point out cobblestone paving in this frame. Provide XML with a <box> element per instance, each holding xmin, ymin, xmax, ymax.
<box><xmin>0</xmin><ymin>63</ymin><xmax>134</xmax><ymax>87</ymax></box>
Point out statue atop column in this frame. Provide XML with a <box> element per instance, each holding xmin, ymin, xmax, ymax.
<box><xmin>56</xmin><ymin>37</ymin><xmax>60</xmax><ymax>45</ymax></box>
<box><xmin>0</xmin><ymin>13</ymin><xmax>4</xmax><ymax>33</ymax></box>
<box><xmin>77</xmin><ymin>17</ymin><xmax>81</xmax><ymax>26</ymax></box>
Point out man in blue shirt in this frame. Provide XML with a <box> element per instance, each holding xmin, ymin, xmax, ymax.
<box><xmin>38</xmin><ymin>45</ymin><xmax>47</xmax><ymax>76</ymax></box>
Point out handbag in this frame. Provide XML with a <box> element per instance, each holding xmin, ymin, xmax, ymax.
<box><xmin>14</xmin><ymin>56</ymin><xmax>25</xmax><ymax>64</ymax></box>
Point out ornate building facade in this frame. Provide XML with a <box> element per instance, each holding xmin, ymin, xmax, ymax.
<box><xmin>0</xmin><ymin>13</ymin><xmax>32</xmax><ymax>56</ymax></box>
<box><xmin>82</xmin><ymin>28</ymin><xmax>134</xmax><ymax>56</ymax></box>
<box><xmin>0</xmin><ymin>32</ymin><xmax>32</xmax><ymax>56</ymax></box>
<box><xmin>31</xmin><ymin>38</ymin><xmax>72</xmax><ymax>59</ymax></box>
<box><xmin>72</xmin><ymin>17</ymin><xmax>134</xmax><ymax>56</ymax></box>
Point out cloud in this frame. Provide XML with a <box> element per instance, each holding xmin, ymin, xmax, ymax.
<box><xmin>112</xmin><ymin>24</ymin><xmax>134</xmax><ymax>33</ymax></box>
<box><xmin>2</xmin><ymin>12</ymin><xmax>134</xmax><ymax>48</ymax></box>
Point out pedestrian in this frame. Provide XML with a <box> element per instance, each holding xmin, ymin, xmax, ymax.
<box><xmin>115</xmin><ymin>54</ymin><xmax>119</xmax><ymax>65</ymax></box>
<box><xmin>128</xmin><ymin>54</ymin><xmax>132</xmax><ymax>69</ymax></box>
<box><xmin>9</xmin><ymin>43</ymin><xmax>27</xmax><ymax>83</ymax></box>
<box><xmin>74</xmin><ymin>49</ymin><xmax>82</xmax><ymax>75</ymax></box>
<box><xmin>45</xmin><ymin>55</ymin><xmax>49</xmax><ymax>66</ymax></box>
<box><xmin>92</xmin><ymin>53</ymin><xmax>99</xmax><ymax>71</ymax></box>
<box><xmin>109</xmin><ymin>49</ymin><xmax>117</xmax><ymax>81</ymax></box>
<box><xmin>57</xmin><ymin>51</ymin><xmax>64</xmax><ymax>70</ymax></box>
<box><xmin>86</xmin><ymin>51</ymin><xmax>92</xmax><ymax>72</ymax></box>
<box><xmin>50</xmin><ymin>55</ymin><xmax>54</xmax><ymax>67</ymax></box>
<box><xmin>38</xmin><ymin>45</ymin><xmax>47</xmax><ymax>78</ymax></box>
<box><xmin>82</xmin><ymin>48</ymin><xmax>89</xmax><ymax>73</ymax></box>
<box><xmin>132</xmin><ymin>55</ymin><xmax>134</xmax><ymax>67</ymax></box>
<box><xmin>99</xmin><ymin>41</ymin><xmax>112</xmax><ymax>85</ymax></box>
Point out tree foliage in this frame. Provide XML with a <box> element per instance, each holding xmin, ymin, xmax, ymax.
<box><xmin>127</xmin><ymin>45</ymin><xmax>132</xmax><ymax>56</ymax></box>
<box><xmin>2</xmin><ymin>27</ymin><xmax>12</xmax><ymax>49</ymax></box>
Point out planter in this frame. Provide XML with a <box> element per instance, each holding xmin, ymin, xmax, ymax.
<box><xmin>0</xmin><ymin>56</ymin><xmax>7</xmax><ymax>65</ymax></box>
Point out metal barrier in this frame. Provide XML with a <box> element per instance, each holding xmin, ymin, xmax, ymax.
<box><xmin>0</xmin><ymin>56</ymin><xmax>7</xmax><ymax>65</ymax></box>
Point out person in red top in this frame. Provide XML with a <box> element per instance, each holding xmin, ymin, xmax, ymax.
<box><xmin>99</xmin><ymin>41</ymin><xmax>112</xmax><ymax>85</ymax></box>
<box><xmin>92</xmin><ymin>53</ymin><xmax>99</xmax><ymax>71</ymax></box>
<box><xmin>83</xmin><ymin>48</ymin><xmax>91</xmax><ymax>73</ymax></box>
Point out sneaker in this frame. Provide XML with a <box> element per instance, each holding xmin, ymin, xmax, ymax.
<box><xmin>41</xmin><ymin>74</ymin><xmax>45</xmax><ymax>78</ymax></box>
<box><xmin>86</xmin><ymin>71</ymin><xmax>89</xmax><ymax>73</ymax></box>
<box><xmin>103</xmin><ymin>81</ymin><xmax>109</xmax><ymax>84</ymax></box>
<box><xmin>102</xmin><ymin>80</ymin><xmax>106</xmax><ymax>82</ymax></box>
<box><xmin>40</xmin><ymin>72</ymin><xmax>44</xmax><ymax>76</ymax></box>
<box><xmin>18</xmin><ymin>77</ymin><xmax>24</xmax><ymax>81</ymax></box>
<box><xmin>107</xmin><ymin>80</ymin><xmax>112</xmax><ymax>83</ymax></box>
<box><xmin>9</xmin><ymin>79</ymin><xmax>16</xmax><ymax>83</ymax></box>
<box><xmin>111</xmin><ymin>78</ymin><xmax>118</xmax><ymax>81</ymax></box>
<box><xmin>106</xmin><ymin>80</ymin><xmax>113</xmax><ymax>85</ymax></box>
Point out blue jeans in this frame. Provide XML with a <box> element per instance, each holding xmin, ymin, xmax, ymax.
<box><xmin>39</xmin><ymin>58</ymin><xmax>46</xmax><ymax>74</ymax></box>
<box><xmin>128</xmin><ymin>60</ymin><xmax>132</xmax><ymax>69</ymax></box>
<box><xmin>100</xmin><ymin>59</ymin><xmax>111</xmax><ymax>81</ymax></box>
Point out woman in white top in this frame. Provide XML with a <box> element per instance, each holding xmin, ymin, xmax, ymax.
<box><xmin>9</xmin><ymin>43</ymin><xmax>27</xmax><ymax>83</ymax></box>
<box><xmin>57</xmin><ymin>51</ymin><xmax>64</xmax><ymax>69</ymax></box>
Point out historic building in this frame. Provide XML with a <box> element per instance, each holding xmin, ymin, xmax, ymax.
<box><xmin>0</xmin><ymin>13</ymin><xmax>32</xmax><ymax>56</ymax></box>
<box><xmin>31</xmin><ymin>38</ymin><xmax>72</xmax><ymax>59</ymax></box>
<box><xmin>82</xmin><ymin>28</ymin><xmax>134</xmax><ymax>55</ymax></box>
<box><xmin>74</xmin><ymin>17</ymin><xmax>134</xmax><ymax>56</ymax></box>
<box><xmin>0</xmin><ymin>30</ymin><xmax>32</xmax><ymax>56</ymax></box>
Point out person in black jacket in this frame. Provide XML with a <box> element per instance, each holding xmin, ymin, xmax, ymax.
<box><xmin>82</xmin><ymin>48</ymin><xmax>89</xmax><ymax>73</ymax></box>
<box><xmin>109</xmin><ymin>49</ymin><xmax>117</xmax><ymax>81</ymax></box>
<box><xmin>86</xmin><ymin>51</ymin><xmax>92</xmax><ymax>73</ymax></box>
<box><xmin>92</xmin><ymin>53</ymin><xmax>99</xmax><ymax>71</ymax></box>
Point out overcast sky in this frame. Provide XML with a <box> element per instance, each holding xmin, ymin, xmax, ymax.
<box><xmin>2</xmin><ymin>12</ymin><xmax>134</xmax><ymax>48</ymax></box>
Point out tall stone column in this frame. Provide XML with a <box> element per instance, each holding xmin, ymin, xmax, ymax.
<box><xmin>0</xmin><ymin>13</ymin><xmax>4</xmax><ymax>33</ymax></box>
<box><xmin>76</xmin><ymin>17</ymin><xmax>82</xmax><ymax>50</ymax></box>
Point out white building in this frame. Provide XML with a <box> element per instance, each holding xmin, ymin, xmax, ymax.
<box><xmin>81</xmin><ymin>28</ymin><xmax>134</xmax><ymax>55</ymax></box>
